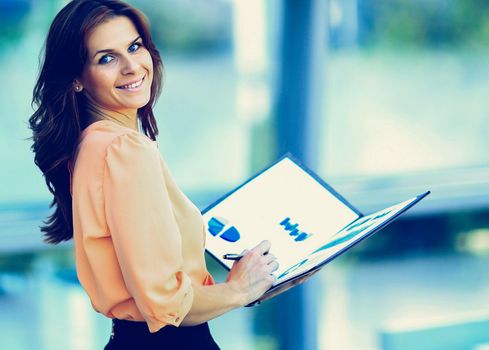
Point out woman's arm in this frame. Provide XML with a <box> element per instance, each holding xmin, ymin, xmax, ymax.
<box><xmin>103</xmin><ymin>133</ymin><xmax>278</xmax><ymax>329</ymax></box>
<box><xmin>182</xmin><ymin>240</ymin><xmax>278</xmax><ymax>326</ymax></box>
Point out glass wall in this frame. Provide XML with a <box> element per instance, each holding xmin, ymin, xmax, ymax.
<box><xmin>319</xmin><ymin>0</ymin><xmax>489</xmax><ymax>213</ymax></box>
<box><xmin>315</xmin><ymin>1</ymin><xmax>489</xmax><ymax>348</ymax></box>
<box><xmin>324</xmin><ymin>0</ymin><xmax>489</xmax><ymax>177</ymax></box>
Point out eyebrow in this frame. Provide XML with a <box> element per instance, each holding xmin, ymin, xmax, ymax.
<box><xmin>92</xmin><ymin>35</ymin><xmax>142</xmax><ymax>59</ymax></box>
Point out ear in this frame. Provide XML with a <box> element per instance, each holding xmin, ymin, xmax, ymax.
<box><xmin>73</xmin><ymin>80</ymin><xmax>84</xmax><ymax>93</ymax></box>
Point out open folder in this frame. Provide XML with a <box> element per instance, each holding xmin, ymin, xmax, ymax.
<box><xmin>202</xmin><ymin>154</ymin><xmax>430</xmax><ymax>305</ymax></box>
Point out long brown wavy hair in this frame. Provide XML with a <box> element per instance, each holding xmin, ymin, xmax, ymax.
<box><xmin>28</xmin><ymin>0</ymin><xmax>163</xmax><ymax>244</ymax></box>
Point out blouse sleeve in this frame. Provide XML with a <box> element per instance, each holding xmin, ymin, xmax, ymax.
<box><xmin>103</xmin><ymin>132</ymin><xmax>193</xmax><ymax>332</ymax></box>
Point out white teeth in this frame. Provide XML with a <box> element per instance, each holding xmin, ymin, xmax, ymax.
<box><xmin>118</xmin><ymin>78</ymin><xmax>143</xmax><ymax>89</ymax></box>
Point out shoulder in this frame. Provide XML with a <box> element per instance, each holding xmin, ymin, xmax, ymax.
<box><xmin>76</xmin><ymin>121</ymin><xmax>157</xmax><ymax>163</ymax></box>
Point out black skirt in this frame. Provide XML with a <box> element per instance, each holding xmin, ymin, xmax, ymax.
<box><xmin>104</xmin><ymin>319</ymin><xmax>220</xmax><ymax>349</ymax></box>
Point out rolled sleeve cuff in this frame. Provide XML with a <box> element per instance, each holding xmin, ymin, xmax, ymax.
<box><xmin>145</xmin><ymin>280</ymin><xmax>194</xmax><ymax>333</ymax></box>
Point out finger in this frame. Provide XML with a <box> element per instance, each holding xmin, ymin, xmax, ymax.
<box><xmin>240</xmin><ymin>249</ymin><xmax>250</xmax><ymax>256</ymax></box>
<box><xmin>252</xmin><ymin>240</ymin><xmax>271</xmax><ymax>255</ymax></box>
<box><xmin>267</xmin><ymin>273</ymin><xmax>277</xmax><ymax>286</ymax></box>
<box><xmin>261</xmin><ymin>253</ymin><xmax>276</xmax><ymax>265</ymax></box>
<box><xmin>266</xmin><ymin>260</ymin><xmax>280</xmax><ymax>273</ymax></box>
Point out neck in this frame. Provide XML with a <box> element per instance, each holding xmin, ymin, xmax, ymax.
<box><xmin>86</xmin><ymin>101</ymin><xmax>139</xmax><ymax>131</ymax></box>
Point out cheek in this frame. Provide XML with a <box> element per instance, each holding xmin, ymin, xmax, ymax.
<box><xmin>83</xmin><ymin>67</ymin><xmax>116</xmax><ymax>94</ymax></box>
<box><xmin>143</xmin><ymin>53</ymin><xmax>154</xmax><ymax>78</ymax></box>
<box><xmin>92</xmin><ymin>72</ymin><xmax>115</xmax><ymax>92</ymax></box>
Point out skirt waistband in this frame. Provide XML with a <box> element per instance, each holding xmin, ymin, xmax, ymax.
<box><xmin>110</xmin><ymin>318</ymin><xmax>219</xmax><ymax>349</ymax></box>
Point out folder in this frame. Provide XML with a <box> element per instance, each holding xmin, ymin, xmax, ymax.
<box><xmin>202</xmin><ymin>154</ymin><xmax>430</xmax><ymax>305</ymax></box>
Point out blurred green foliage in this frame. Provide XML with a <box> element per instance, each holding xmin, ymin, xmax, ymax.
<box><xmin>0</xmin><ymin>251</ymin><xmax>36</xmax><ymax>274</ymax></box>
<box><xmin>0</xmin><ymin>247</ymin><xmax>74</xmax><ymax>275</ymax></box>
<box><xmin>359</xmin><ymin>0</ymin><xmax>489</xmax><ymax>48</ymax></box>
<box><xmin>129</xmin><ymin>0</ymin><xmax>232</xmax><ymax>54</ymax></box>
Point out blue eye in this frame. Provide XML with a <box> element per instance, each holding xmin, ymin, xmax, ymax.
<box><xmin>128</xmin><ymin>42</ymin><xmax>142</xmax><ymax>53</ymax></box>
<box><xmin>99</xmin><ymin>55</ymin><xmax>114</xmax><ymax>65</ymax></box>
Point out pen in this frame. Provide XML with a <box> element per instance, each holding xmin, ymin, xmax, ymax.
<box><xmin>223</xmin><ymin>253</ymin><xmax>244</xmax><ymax>261</ymax></box>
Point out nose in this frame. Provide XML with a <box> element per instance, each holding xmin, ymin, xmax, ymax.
<box><xmin>120</xmin><ymin>54</ymin><xmax>138</xmax><ymax>75</ymax></box>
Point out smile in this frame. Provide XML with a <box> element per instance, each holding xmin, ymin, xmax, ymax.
<box><xmin>116</xmin><ymin>76</ymin><xmax>145</xmax><ymax>90</ymax></box>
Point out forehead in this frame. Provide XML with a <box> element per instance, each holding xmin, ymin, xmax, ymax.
<box><xmin>86</xmin><ymin>16</ymin><xmax>139</xmax><ymax>54</ymax></box>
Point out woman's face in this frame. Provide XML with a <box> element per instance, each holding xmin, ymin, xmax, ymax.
<box><xmin>79</xmin><ymin>16</ymin><xmax>153</xmax><ymax>117</ymax></box>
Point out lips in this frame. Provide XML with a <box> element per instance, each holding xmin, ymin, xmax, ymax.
<box><xmin>116</xmin><ymin>76</ymin><xmax>145</xmax><ymax>90</ymax></box>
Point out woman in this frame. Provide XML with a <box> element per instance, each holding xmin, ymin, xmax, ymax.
<box><xmin>28</xmin><ymin>0</ymin><xmax>278</xmax><ymax>348</ymax></box>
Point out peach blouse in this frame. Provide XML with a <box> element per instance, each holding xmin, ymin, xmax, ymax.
<box><xmin>71</xmin><ymin>120</ymin><xmax>214</xmax><ymax>333</ymax></box>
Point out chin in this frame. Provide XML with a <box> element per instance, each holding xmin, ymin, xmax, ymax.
<box><xmin>138</xmin><ymin>98</ymin><xmax>152</xmax><ymax>109</ymax></box>
<box><xmin>127</xmin><ymin>96</ymin><xmax>152</xmax><ymax>110</ymax></box>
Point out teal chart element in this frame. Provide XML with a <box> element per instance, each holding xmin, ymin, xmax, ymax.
<box><xmin>312</xmin><ymin>209</ymin><xmax>393</xmax><ymax>254</ymax></box>
<box><xmin>207</xmin><ymin>217</ymin><xmax>241</xmax><ymax>243</ymax></box>
<box><xmin>279</xmin><ymin>217</ymin><xmax>313</xmax><ymax>242</ymax></box>
<box><xmin>278</xmin><ymin>209</ymin><xmax>395</xmax><ymax>279</ymax></box>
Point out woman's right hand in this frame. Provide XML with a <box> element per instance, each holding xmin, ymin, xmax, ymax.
<box><xmin>225</xmin><ymin>240</ymin><xmax>279</xmax><ymax>306</ymax></box>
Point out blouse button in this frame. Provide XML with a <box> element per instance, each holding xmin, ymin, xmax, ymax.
<box><xmin>175</xmin><ymin>317</ymin><xmax>180</xmax><ymax>323</ymax></box>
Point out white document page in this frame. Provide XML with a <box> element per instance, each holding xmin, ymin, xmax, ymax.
<box><xmin>273</xmin><ymin>196</ymin><xmax>419</xmax><ymax>284</ymax></box>
<box><xmin>203</xmin><ymin>158</ymin><xmax>360</xmax><ymax>277</ymax></box>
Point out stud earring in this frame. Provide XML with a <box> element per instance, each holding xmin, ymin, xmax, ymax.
<box><xmin>74</xmin><ymin>85</ymin><xmax>83</xmax><ymax>92</ymax></box>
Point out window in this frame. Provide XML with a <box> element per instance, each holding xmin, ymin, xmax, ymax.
<box><xmin>320</xmin><ymin>0</ymin><xmax>489</xmax><ymax>213</ymax></box>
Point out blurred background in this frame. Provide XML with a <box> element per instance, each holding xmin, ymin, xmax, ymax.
<box><xmin>1</xmin><ymin>0</ymin><xmax>489</xmax><ymax>349</ymax></box>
